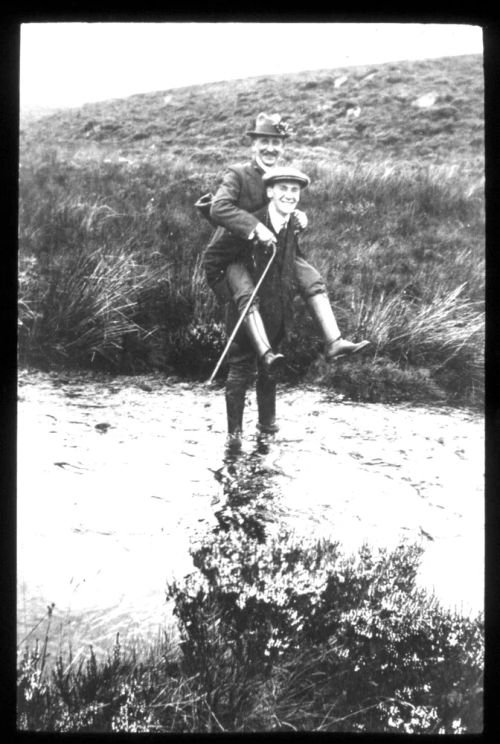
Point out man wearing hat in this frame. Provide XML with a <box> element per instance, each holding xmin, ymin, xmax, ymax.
<box><xmin>218</xmin><ymin>165</ymin><xmax>316</xmax><ymax>452</ymax></box>
<box><xmin>201</xmin><ymin>113</ymin><xmax>369</xmax><ymax>451</ymax></box>
<box><xmin>202</xmin><ymin>112</ymin><xmax>369</xmax><ymax>365</ymax></box>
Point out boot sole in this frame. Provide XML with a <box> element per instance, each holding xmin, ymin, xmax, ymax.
<box><xmin>327</xmin><ymin>341</ymin><xmax>370</xmax><ymax>361</ymax></box>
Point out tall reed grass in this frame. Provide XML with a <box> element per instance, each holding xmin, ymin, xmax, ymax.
<box><xmin>18</xmin><ymin>148</ymin><xmax>484</xmax><ymax>404</ymax></box>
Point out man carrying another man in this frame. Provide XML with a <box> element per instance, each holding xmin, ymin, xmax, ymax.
<box><xmin>201</xmin><ymin>113</ymin><xmax>369</xmax><ymax>451</ymax></box>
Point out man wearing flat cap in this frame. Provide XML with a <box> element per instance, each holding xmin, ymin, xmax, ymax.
<box><xmin>201</xmin><ymin>113</ymin><xmax>369</xmax><ymax>451</ymax></box>
<box><xmin>217</xmin><ymin>165</ymin><xmax>317</xmax><ymax>452</ymax></box>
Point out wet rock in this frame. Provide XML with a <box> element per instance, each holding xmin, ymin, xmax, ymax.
<box><xmin>95</xmin><ymin>422</ymin><xmax>111</xmax><ymax>433</ymax></box>
<box><xmin>413</xmin><ymin>92</ymin><xmax>438</xmax><ymax>108</ymax></box>
<box><xmin>345</xmin><ymin>105</ymin><xmax>361</xmax><ymax>120</ymax></box>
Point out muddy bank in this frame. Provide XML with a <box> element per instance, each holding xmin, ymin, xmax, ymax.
<box><xmin>17</xmin><ymin>370</ymin><xmax>484</xmax><ymax>661</ymax></box>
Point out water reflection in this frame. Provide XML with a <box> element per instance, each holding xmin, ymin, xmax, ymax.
<box><xmin>171</xmin><ymin>440</ymin><xmax>331</xmax><ymax>682</ymax></box>
<box><xmin>211</xmin><ymin>437</ymin><xmax>284</xmax><ymax>544</ymax></box>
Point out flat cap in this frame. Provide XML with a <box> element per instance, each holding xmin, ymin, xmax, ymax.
<box><xmin>262</xmin><ymin>166</ymin><xmax>310</xmax><ymax>188</ymax></box>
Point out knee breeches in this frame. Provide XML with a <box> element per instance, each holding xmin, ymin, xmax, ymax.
<box><xmin>223</xmin><ymin>256</ymin><xmax>327</xmax><ymax>311</ymax></box>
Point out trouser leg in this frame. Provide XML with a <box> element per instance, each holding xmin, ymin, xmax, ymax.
<box><xmin>294</xmin><ymin>255</ymin><xmax>328</xmax><ymax>300</ymax></box>
<box><xmin>226</xmin><ymin>262</ymin><xmax>285</xmax><ymax>375</ymax></box>
<box><xmin>226</xmin><ymin>262</ymin><xmax>259</xmax><ymax>315</ymax></box>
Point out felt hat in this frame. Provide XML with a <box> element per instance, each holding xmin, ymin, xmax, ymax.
<box><xmin>262</xmin><ymin>166</ymin><xmax>310</xmax><ymax>189</ymax></box>
<box><xmin>246</xmin><ymin>112</ymin><xmax>291</xmax><ymax>138</ymax></box>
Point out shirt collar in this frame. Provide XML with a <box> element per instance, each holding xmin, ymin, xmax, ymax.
<box><xmin>268</xmin><ymin>201</ymin><xmax>290</xmax><ymax>234</ymax></box>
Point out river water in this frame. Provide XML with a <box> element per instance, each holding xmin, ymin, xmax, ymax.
<box><xmin>17</xmin><ymin>369</ymin><xmax>484</xmax><ymax>664</ymax></box>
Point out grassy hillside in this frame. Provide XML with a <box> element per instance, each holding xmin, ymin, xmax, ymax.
<box><xmin>20</xmin><ymin>54</ymin><xmax>484</xmax><ymax>171</ymax></box>
<box><xmin>18</xmin><ymin>54</ymin><xmax>484</xmax><ymax>406</ymax></box>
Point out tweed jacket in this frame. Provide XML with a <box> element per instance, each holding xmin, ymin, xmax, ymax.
<box><xmin>225</xmin><ymin>204</ymin><xmax>302</xmax><ymax>346</ymax></box>
<box><xmin>207</xmin><ymin>160</ymin><xmax>268</xmax><ymax>248</ymax></box>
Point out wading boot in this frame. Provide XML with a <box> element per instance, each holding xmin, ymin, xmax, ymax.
<box><xmin>243</xmin><ymin>307</ymin><xmax>284</xmax><ymax>378</ymax></box>
<box><xmin>307</xmin><ymin>293</ymin><xmax>370</xmax><ymax>361</ymax></box>
<box><xmin>224</xmin><ymin>373</ymin><xmax>247</xmax><ymax>455</ymax></box>
<box><xmin>225</xmin><ymin>432</ymin><xmax>243</xmax><ymax>456</ymax></box>
<box><xmin>256</xmin><ymin>373</ymin><xmax>279</xmax><ymax>454</ymax></box>
<box><xmin>256</xmin><ymin>373</ymin><xmax>279</xmax><ymax>435</ymax></box>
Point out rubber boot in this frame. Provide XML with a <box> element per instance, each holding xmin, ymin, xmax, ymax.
<box><xmin>243</xmin><ymin>307</ymin><xmax>285</xmax><ymax>376</ymax></box>
<box><xmin>256</xmin><ymin>372</ymin><xmax>279</xmax><ymax>454</ymax></box>
<box><xmin>307</xmin><ymin>293</ymin><xmax>370</xmax><ymax>360</ymax></box>
<box><xmin>256</xmin><ymin>373</ymin><xmax>279</xmax><ymax>434</ymax></box>
<box><xmin>224</xmin><ymin>371</ymin><xmax>247</xmax><ymax>454</ymax></box>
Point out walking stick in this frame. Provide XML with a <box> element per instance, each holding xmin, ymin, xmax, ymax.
<box><xmin>207</xmin><ymin>242</ymin><xmax>277</xmax><ymax>385</ymax></box>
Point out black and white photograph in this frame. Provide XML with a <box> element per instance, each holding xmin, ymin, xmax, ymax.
<box><xmin>17</xmin><ymin>21</ymin><xmax>485</xmax><ymax>734</ymax></box>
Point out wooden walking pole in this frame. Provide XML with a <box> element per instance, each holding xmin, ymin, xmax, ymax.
<box><xmin>207</xmin><ymin>243</ymin><xmax>277</xmax><ymax>385</ymax></box>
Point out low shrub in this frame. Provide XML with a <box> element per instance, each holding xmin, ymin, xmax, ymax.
<box><xmin>167</xmin><ymin>321</ymin><xmax>226</xmax><ymax>376</ymax></box>
<box><xmin>17</xmin><ymin>632</ymin><xmax>175</xmax><ymax>732</ymax></box>
<box><xmin>309</xmin><ymin>357</ymin><xmax>446</xmax><ymax>403</ymax></box>
<box><xmin>165</xmin><ymin>459</ymin><xmax>483</xmax><ymax>733</ymax></box>
<box><xmin>18</xmin><ymin>483</ymin><xmax>483</xmax><ymax>733</ymax></box>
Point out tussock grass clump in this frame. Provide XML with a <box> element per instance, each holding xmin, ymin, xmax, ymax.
<box><xmin>18</xmin><ymin>148</ymin><xmax>216</xmax><ymax>371</ymax></box>
<box><xmin>352</xmin><ymin>281</ymin><xmax>483</xmax><ymax>371</ymax></box>
<box><xmin>18</xmin><ymin>137</ymin><xmax>483</xmax><ymax>404</ymax></box>
<box><xmin>285</xmin><ymin>160</ymin><xmax>484</xmax><ymax>404</ymax></box>
<box><xmin>19</xmin><ymin>244</ymin><xmax>167</xmax><ymax>370</ymax></box>
<box><xmin>310</xmin><ymin>358</ymin><xmax>447</xmax><ymax>404</ymax></box>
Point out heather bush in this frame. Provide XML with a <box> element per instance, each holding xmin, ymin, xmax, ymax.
<box><xmin>18</xmin><ymin>470</ymin><xmax>483</xmax><ymax>733</ymax></box>
<box><xmin>166</xmin><ymin>458</ymin><xmax>483</xmax><ymax>733</ymax></box>
<box><xmin>18</xmin><ymin>630</ymin><xmax>172</xmax><ymax>732</ymax></box>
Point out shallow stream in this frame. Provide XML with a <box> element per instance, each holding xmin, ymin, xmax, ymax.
<box><xmin>17</xmin><ymin>370</ymin><xmax>484</xmax><ymax>664</ymax></box>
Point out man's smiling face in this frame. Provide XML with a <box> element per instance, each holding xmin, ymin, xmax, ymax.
<box><xmin>251</xmin><ymin>135</ymin><xmax>285</xmax><ymax>168</ymax></box>
<box><xmin>266</xmin><ymin>180</ymin><xmax>301</xmax><ymax>216</ymax></box>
